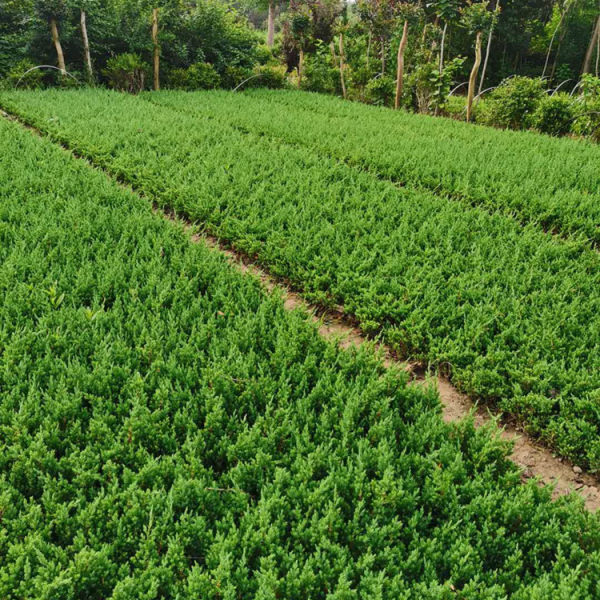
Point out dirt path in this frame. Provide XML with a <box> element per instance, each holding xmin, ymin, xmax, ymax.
<box><xmin>3</xmin><ymin>108</ymin><xmax>599</xmax><ymax>512</ymax></box>
<box><xmin>192</xmin><ymin>231</ymin><xmax>600</xmax><ymax>512</ymax></box>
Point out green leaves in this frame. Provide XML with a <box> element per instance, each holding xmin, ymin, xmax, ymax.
<box><xmin>1</xmin><ymin>92</ymin><xmax>600</xmax><ymax>597</ymax></box>
<box><xmin>6</xmin><ymin>88</ymin><xmax>600</xmax><ymax>468</ymax></box>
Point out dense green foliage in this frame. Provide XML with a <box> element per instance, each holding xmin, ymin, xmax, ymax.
<box><xmin>144</xmin><ymin>88</ymin><xmax>600</xmax><ymax>244</ymax></box>
<box><xmin>0</xmin><ymin>0</ymin><xmax>262</xmax><ymax>87</ymax></box>
<box><xmin>1</xmin><ymin>0</ymin><xmax>599</xmax><ymax>140</ymax></box>
<box><xmin>3</xmin><ymin>115</ymin><xmax>600</xmax><ymax>598</ymax></box>
<box><xmin>4</xmin><ymin>89</ymin><xmax>600</xmax><ymax>470</ymax></box>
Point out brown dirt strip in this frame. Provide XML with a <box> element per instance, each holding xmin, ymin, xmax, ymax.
<box><xmin>3</xmin><ymin>108</ymin><xmax>599</xmax><ymax>512</ymax></box>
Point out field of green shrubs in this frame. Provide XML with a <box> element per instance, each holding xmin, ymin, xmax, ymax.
<box><xmin>147</xmin><ymin>88</ymin><xmax>600</xmax><ymax>245</ymax></box>
<box><xmin>1</xmin><ymin>90</ymin><xmax>600</xmax><ymax>597</ymax></box>
<box><xmin>3</xmin><ymin>89</ymin><xmax>600</xmax><ymax>471</ymax></box>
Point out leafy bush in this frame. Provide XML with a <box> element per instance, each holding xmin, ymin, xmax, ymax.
<box><xmin>530</xmin><ymin>93</ymin><xmax>575</xmax><ymax>136</ymax></box>
<box><xmin>444</xmin><ymin>94</ymin><xmax>467</xmax><ymax>119</ymax></box>
<box><xmin>168</xmin><ymin>62</ymin><xmax>221</xmax><ymax>90</ymax></box>
<box><xmin>220</xmin><ymin>65</ymin><xmax>254</xmax><ymax>89</ymax></box>
<box><xmin>571</xmin><ymin>99</ymin><xmax>600</xmax><ymax>142</ymax></box>
<box><xmin>479</xmin><ymin>76</ymin><xmax>545</xmax><ymax>129</ymax></box>
<box><xmin>103</xmin><ymin>53</ymin><xmax>148</xmax><ymax>93</ymax></box>
<box><xmin>4</xmin><ymin>59</ymin><xmax>43</xmax><ymax>89</ymax></box>
<box><xmin>250</xmin><ymin>64</ymin><xmax>288</xmax><ymax>89</ymax></box>
<box><xmin>571</xmin><ymin>75</ymin><xmax>600</xmax><ymax>141</ymax></box>
<box><xmin>407</xmin><ymin>58</ymin><xmax>465</xmax><ymax>114</ymax></box>
<box><xmin>302</xmin><ymin>47</ymin><xmax>338</xmax><ymax>94</ymax></box>
<box><xmin>365</xmin><ymin>75</ymin><xmax>396</xmax><ymax>107</ymax></box>
<box><xmin>254</xmin><ymin>43</ymin><xmax>275</xmax><ymax>66</ymax></box>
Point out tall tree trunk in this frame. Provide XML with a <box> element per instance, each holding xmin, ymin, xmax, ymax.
<box><xmin>478</xmin><ymin>1</ymin><xmax>499</xmax><ymax>95</ymax></box>
<box><xmin>395</xmin><ymin>20</ymin><xmax>409</xmax><ymax>110</ymax></box>
<box><xmin>582</xmin><ymin>14</ymin><xmax>600</xmax><ymax>74</ymax></box>
<box><xmin>338</xmin><ymin>33</ymin><xmax>347</xmax><ymax>99</ymax></box>
<box><xmin>80</xmin><ymin>10</ymin><xmax>93</xmax><ymax>82</ymax></box>
<box><xmin>152</xmin><ymin>7</ymin><xmax>160</xmax><ymax>91</ymax></box>
<box><xmin>380</xmin><ymin>36</ymin><xmax>386</xmax><ymax>75</ymax></box>
<box><xmin>366</xmin><ymin>29</ymin><xmax>372</xmax><ymax>71</ymax></box>
<box><xmin>467</xmin><ymin>31</ymin><xmax>483</xmax><ymax>123</ymax></box>
<box><xmin>267</xmin><ymin>0</ymin><xmax>275</xmax><ymax>48</ymax></box>
<box><xmin>50</xmin><ymin>17</ymin><xmax>66</xmax><ymax>74</ymax></box>
<box><xmin>439</xmin><ymin>22</ymin><xmax>448</xmax><ymax>75</ymax></box>
<box><xmin>298</xmin><ymin>48</ymin><xmax>304</xmax><ymax>87</ymax></box>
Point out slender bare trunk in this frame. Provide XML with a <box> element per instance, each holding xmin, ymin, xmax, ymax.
<box><xmin>550</xmin><ymin>27</ymin><xmax>567</xmax><ymax>80</ymax></box>
<box><xmin>80</xmin><ymin>10</ymin><xmax>93</xmax><ymax>82</ymax></box>
<box><xmin>267</xmin><ymin>0</ymin><xmax>275</xmax><ymax>48</ymax></box>
<box><xmin>152</xmin><ymin>7</ymin><xmax>160</xmax><ymax>90</ymax></box>
<box><xmin>50</xmin><ymin>17</ymin><xmax>66</xmax><ymax>74</ymax></box>
<box><xmin>596</xmin><ymin>24</ymin><xmax>600</xmax><ymax>76</ymax></box>
<box><xmin>478</xmin><ymin>2</ymin><xmax>499</xmax><ymax>95</ymax></box>
<box><xmin>298</xmin><ymin>48</ymin><xmax>304</xmax><ymax>87</ymax></box>
<box><xmin>543</xmin><ymin>11</ymin><xmax>565</xmax><ymax>79</ymax></box>
<box><xmin>439</xmin><ymin>22</ymin><xmax>448</xmax><ymax>75</ymax></box>
<box><xmin>366</xmin><ymin>29</ymin><xmax>372</xmax><ymax>70</ymax></box>
<box><xmin>330</xmin><ymin>41</ymin><xmax>337</xmax><ymax>66</ymax></box>
<box><xmin>467</xmin><ymin>31</ymin><xmax>483</xmax><ymax>122</ymax></box>
<box><xmin>381</xmin><ymin>36</ymin><xmax>386</xmax><ymax>75</ymax></box>
<box><xmin>395</xmin><ymin>21</ymin><xmax>409</xmax><ymax>109</ymax></box>
<box><xmin>339</xmin><ymin>33</ymin><xmax>347</xmax><ymax>99</ymax></box>
<box><xmin>582</xmin><ymin>15</ymin><xmax>600</xmax><ymax>74</ymax></box>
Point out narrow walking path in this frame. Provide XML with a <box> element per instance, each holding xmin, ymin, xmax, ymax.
<box><xmin>3</xmin><ymin>108</ymin><xmax>599</xmax><ymax>511</ymax></box>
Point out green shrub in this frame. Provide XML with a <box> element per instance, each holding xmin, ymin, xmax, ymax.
<box><xmin>250</xmin><ymin>64</ymin><xmax>288</xmax><ymax>89</ymax></box>
<box><xmin>168</xmin><ymin>62</ymin><xmax>220</xmax><ymax>90</ymax></box>
<box><xmin>5</xmin><ymin>59</ymin><xmax>43</xmax><ymax>89</ymax></box>
<box><xmin>301</xmin><ymin>50</ymin><xmax>338</xmax><ymax>94</ymax></box>
<box><xmin>221</xmin><ymin>65</ymin><xmax>254</xmax><ymax>89</ymax></box>
<box><xmin>572</xmin><ymin>99</ymin><xmax>600</xmax><ymax>142</ymax></box>
<box><xmin>102</xmin><ymin>53</ymin><xmax>148</xmax><ymax>93</ymax></box>
<box><xmin>365</xmin><ymin>75</ymin><xmax>396</xmax><ymax>107</ymax></box>
<box><xmin>444</xmin><ymin>95</ymin><xmax>467</xmax><ymax>120</ymax></box>
<box><xmin>254</xmin><ymin>43</ymin><xmax>275</xmax><ymax>65</ymax></box>
<box><xmin>570</xmin><ymin>75</ymin><xmax>600</xmax><ymax>141</ymax></box>
<box><xmin>530</xmin><ymin>93</ymin><xmax>574</xmax><ymax>136</ymax></box>
<box><xmin>480</xmin><ymin>76</ymin><xmax>545</xmax><ymax>129</ymax></box>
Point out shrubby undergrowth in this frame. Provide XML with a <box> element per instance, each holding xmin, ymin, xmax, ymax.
<box><xmin>4</xmin><ymin>89</ymin><xmax>600</xmax><ymax>470</ymax></box>
<box><xmin>3</xmin><ymin>115</ymin><xmax>600</xmax><ymax>598</ymax></box>
<box><xmin>147</xmin><ymin>88</ymin><xmax>600</xmax><ymax>244</ymax></box>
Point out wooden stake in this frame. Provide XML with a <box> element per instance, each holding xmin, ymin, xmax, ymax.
<box><xmin>467</xmin><ymin>31</ymin><xmax>482</xmax><ymax>123</ymax></box>
<box><xmin>395</xmin><ymin>21</ymin><xmax>409</xmax><ymax>110</ymax></box>
<box><xmin>298</xmin><ymin>48</ymin><xmax>304</xmax><ymax>87</ymax></box>
<box><xmin>267</xmin><ymin>0</ymin><xmax>275</xmax><ymax>48</ymax></box>
<box><xmin>338</xmin><ymin>33</ymin><xmax>347</xmax><ymax>99</ymax></box>
<box><xmin>152</xmin><ymin>7</ymin><xmax>160</xmax><ymax>91</ymax></box>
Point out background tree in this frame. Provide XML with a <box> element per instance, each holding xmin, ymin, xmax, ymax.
<box><xmin>430</xmin><ymin>0</ymin><xmax>461</xmax><ymax>74</ymax></box>
<box><xmin>34</xmin><ymin>0</ymin><xmax>69</xmax><ymax>73</ymax></box>
<box><xmin>461</xmin><ymin>0</ymin><xmax>498</xmax><ymax>120</ymax></box>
